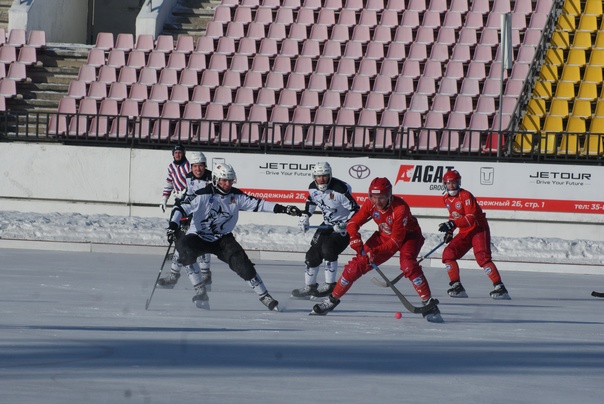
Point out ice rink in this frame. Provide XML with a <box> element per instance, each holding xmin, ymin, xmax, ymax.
<box><xmin>1</xmin><ymin>247</ymin><xmax>603</xmax><ymax>404</ymax></box>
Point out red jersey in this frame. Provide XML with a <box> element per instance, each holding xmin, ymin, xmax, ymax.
<box><xmin>443</xmin><ymin>189</ymin><xmax>488</xmax><ymax>233</ymax></box>
<box><xmin>347</xmin><ymin>195</ymin><xmax>421</xmax><ymax>257</ymax></box>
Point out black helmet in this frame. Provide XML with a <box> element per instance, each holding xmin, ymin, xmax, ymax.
<box><xmin>172</xmin><ymin>144</ymin><xmax>186</xmax><ymax>155</ymax></box>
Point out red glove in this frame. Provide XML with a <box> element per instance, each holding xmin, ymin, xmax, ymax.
<box><xmin>349</xmin><ymin>237</ymin><xmax>364</xmax><ymax>256</ymax></box>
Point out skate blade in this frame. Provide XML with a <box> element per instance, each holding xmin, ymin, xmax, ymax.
<box><xmin>194</xmin><ymin>300</ymin><xmax>210</xmax><ymax>310</ymax></box>
<box><xmin>290</xmin><ymin>295</ymin><xmax>312</xmax><ymax>300</ymax></box>
<box><xmin>491</xmin><ymin>293</ymin><xmax>511</xmax><ymax>300</ymax></box>
<box><xmin>448</xmin><ymin>292</ymin><xmax>468</xmax><ymax>298</ymax></box>
<box><xmin>425</xmin><ymin>313</ymin><xmax>444</xmax><ymax>323</ymax></box>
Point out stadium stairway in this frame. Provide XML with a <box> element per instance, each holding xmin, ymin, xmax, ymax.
<box><xmin>0</xmin><ymin>0</ymin><xmax>10</xmax><ymax>31</ymax></box>
<box><xmin>162</xmin><ymin>0</ymin><xmax>216</xmax><ymax>39</ymax></box>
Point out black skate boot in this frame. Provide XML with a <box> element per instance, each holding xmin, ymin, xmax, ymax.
<box><xmin>422</xmin><ymin>298</ymin><xmax>444</xmax><ymax>323</ymax></box>
<box><xmin>310</xmin><ymin>294</ymin><xmax>340</xmax><ymax>315</ymax></box>
<box><xmin>291</xmin><ymin>283</ymin><xmax>318</xmax><ymax>299</ymax></box>
<box><xmin>310</xmin><ymin>283</ymin><xmax>336</xmax><ymax>300</ymax></box>
<box><xmin>201</xmin><ymin>271</ymin><xmax>212</xmax><ymax>292</ymax></box>
<box><xmin>490</xmin><ymin>283</ymin><xmax>511</xmax><ymax>300</ymax></box>
<box><xmin>157</xmin><ymin>271</ymin><xmax>180</xmax><ymax>288</ymax></box>
<box><xmin>259</xmin><ymin>292</ymin><xmax>279</xmax><ymax>311</ymax></box>
<box><xmin>447</xmin><ymin>281</ymin><xmax>468</xmax><ymax>298</ymax></box>
<box><xmin>192</xmin><ymin>283</ymin><xmax>210</xmax><ymax>309</ymax></box>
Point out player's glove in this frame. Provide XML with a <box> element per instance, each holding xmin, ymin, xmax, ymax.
<box><xmin>160</xmin><ymin>196</ymin><xmax>169</xmax><ymax>212</ymax></box>
<box><xmin>443</xmin><ymin>231</ymin><xmax>454</xmax><ymax>244</ymax></box>
<box><xmin>273</xmin><ymin>204</ymin><xmax>302</xmax><ymax>216</ymax></box>
<box><xmin>349</xmin><ymin>237</ymin><xmax>364</xmax><ymax>256</ymax></box>
<box><xmin>166</xmin><ymin>221</ymin><xmax>180</xmax><ymax>243</ymax></box>
<box><xmin>298</xmin><ymin>214</ymin><xmax>310</xmax><ymax>233</ymax></box>
<box><xmin>438</xmin><ymin>220</ymin><xmax>456</xmax><ymax>233</ymax></box>
<box><xmin>365</xmin><ymin>248</ymin><xmax>376</xmax><ymax>263</ymax></box>
<box><xmin>333</xmin><ymin>222</ymin><xmax>347</xmax><ymax>236</ymax></box>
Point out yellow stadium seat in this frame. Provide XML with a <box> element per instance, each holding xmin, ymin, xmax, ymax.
<box><xmin>584</xmin><ymin>0</ymin><xmax>603</xmax><ymax>15</ymax></box>
<box><xmin>594</xmin><ymin>31</ymin><xmax>604</xmax><ymax>49</ymax></box>
<box><xmin>539</xmin><ymin>64</ymin><xmax>559</xmax><ymax>82</ymax></box>
<box><xmin>594</xmin><ymin>100</ymin><xmax>604</xmax><ymax>118</ymax></box>
<box><xmin>571</xmin><ymin>31</ymin><xmax>592</xmax><ymax>49</ymax></box>
<box><xmin>551</xmin><ymin>31</ymin><xmax>571</xmax><ymax>49</ymax></box>
<box><xmin>533</xmin><ymin>80</ymin><xmax>553</xmax><ymax>99</ymax></box>
<box><xmin>521</xmin><ymin>114</ymin><xmax>541</xmax><ymax>132</ymax></box>
<box><xmin>554</xmin><ymin>81</ymin><xmax>576</xmax><ymax>100</ymax></box>
<box><xmin>557</xmin><ymin>14</ymin><xmax>576</xmax><ymax>31</ymax></box>
<box><xmin>582</xmin><ymin>118</ymin><xmax>604</xmax><ymax>156</ymax></box>
<box><xmin>583</xmin><ymin>65</ymin><xmax>603</xmax><ymax>84</ymax></box>
<box><xmin>577</xmin><ymin>81</ymin><xmax>598</xmax><ymax>101</ymax></box>
<box><xmin>562</xmin><ymin>0</ymin><xmax>581</xmax><ymax>15</ymax></box>
<box><xmin>540</xmin><ymin>116</ymin><xmax>563</xmax><ymax>154</ymax></box>
<box><xmin>566</xmin><ymin>48</ymin><xmax>586</xmax><ymax>66</ymax></box>
<box><xmin>571</xmin><ymin>99</ymin><xmax>593</xmax><ymax>119</ymax></box>
<box><xmin>558</xmin><ymin>117</ymin><xmax>585</xmax><ymax>155</ymax></box>
<box><xmin>549</xmin><ymin>98</ymin><xmax>569</xmax><ymax>117</ymax></box>
<box><xmin>560</xmin><ymin>64</ymin><xmax>582</xmax><ymax>83</ymax></box>
<box><xmin>513</xmin><ymin>114</ymin><xmax>540</xmax><ymax>153</ymax></box>
<box><xmin>527</xmin><ymin>98</ymin><xmax>547</xmax><ymax>117</ymax></box>
<box><xmin>588</xmin><ymin>49</ymin><xmax>604</xmax><ymax>66</ymax></box>
<box><xmin>578</xmin><ymin>14</ymin><xmax>599</xmax><ymax>32</ymax></box>
<box><xmin>545</xmin><ymin>48</ymin><xmax>565</xmax><ymax>65</ymax></box>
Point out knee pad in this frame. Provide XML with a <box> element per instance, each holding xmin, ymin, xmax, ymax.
<box><xmin>475</xmin><ymin>251</ymin><xmax>491</xmax><ymax>267</ymax></box>
<box><xmin>342</xmin><ymin>257</ymin><xmax>370</xmax><ymax>282</ymax></box>
<box><xmin>441</xmin><ymin>246</ymin><xmax>457</xmax><ymax>262</ymax></box>
<box><xmin>305</xmin><ymin>250</ymin><xmax>323</xmax><ymax>268</ymax></box>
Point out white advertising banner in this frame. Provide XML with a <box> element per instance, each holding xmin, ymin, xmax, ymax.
<box><xmin>209</xmin><ymin>153</ymin><xmax>603</xmax><ymax>215</ymax></box>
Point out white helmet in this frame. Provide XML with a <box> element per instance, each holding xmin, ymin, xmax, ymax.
<box><xmin>212</xmin><ymin>163</ymin><xmax>237</xmax><ymax>193</ymax></box>
<box><xmin>312</xmin><ymin>162</ymin><xmax>332</xmax><ymax>191</ymax></box>
<box><xmin>189</xmin><ymin>152</ymin><xmax>207</xmax><ymax>165</ymax></box>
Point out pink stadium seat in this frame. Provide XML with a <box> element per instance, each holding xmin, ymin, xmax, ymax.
<box><xmin>265</xmin><ymin>72</ymin><xmax>285</xmax><ymax>91</ymax></box>
<box><xmin>358</xmin><ymin>58</ymin><xmax>378</xmax><ymax>77</ymax></box>
<box><xmin>352</xmin><ymin>109</ymin><xmax>379</xmax><ymax>149</ymax></box>
<box><xmin>149</xmin><ymin>83</ymin><xmax>170</xmax><ymax>103</ymax></box>
<box><xmin>453</xmin><ymin>94</ymin><xmax>474</xmax><ymax>115</ymax></box>
<box><xmin>146</xmin><ymin>51</ymin><xmax>166</xmax><ymax>70</ymax></box>
<box><xmin>269</xmin><ymin>105</ymin><xmax>291</xmax><ymax>145</ymax></box>
<box><xmin>97</xmin><ymin>65</ymin><xmax>117</xmax><ymax>84</ymax></box>
<box><xmin>289</xmin><ymin>23</ymin><xmax>308</xmax><ymax>41</ymax></box>
<box><xmin>258</xmin><ymin>38</ymin><xmax>278</xmax><ymax>58</ymax></box>
<box><xmin>226</xmin><ymin>21</ymin><xmax>246</xmax><ymax>39</ymax></box>
<box><xmin>372</xmin><ymin>74</ymin><xmax>394</xmax><ymax>94</ymax></box>
<box><xmin>87</xmin><ymin>81</ymin><xmax>107</xmax><ymax>100</ymax></box>
<box><xmin>327</xmin><ymin>108</ymin><xmax>355</xmax><ymax>148</ymax></box>
<box><xmin>373</xmin><ymin>25</ymin><xmax>393</xmax><ymax>43</ymax></box>
<box><xmin>423</xmin><ymin>59</ymin><xmax>443</xmax><ymax>79</ymax></box>
<box><xmin>246</xmin><ymin>22</ymin><xmax>266</xmax><ymax>40</ymax></box>
<box><xmin>208</xmin><ymin>53</ymin><xmax>229</xmax><ymax>73</ymax></box>
<box><xmin>241</xmin><ymin>105</ymin><xmax>268</xmax><ymax>145</ymax></box>
<box><xmin>308</xmin><ymin>73</ymin><xmax>329</xmax><ymax>93</ymax></box>
<box><xmin>421</xmin><ymin>10</ymin><xmax>442</xmax><ymax>29</ymax></box>
<box><xmin>219</xmin><ymin>103</ymin><xmax>248</xmax><ymax>144</ymax></box>
<box><xmin>0</xmin><ymin>45</ymin><xmax>16</xmax><ymax>64</ymax></box>
<box><xmin>359</xmin><ymin>9</ymin><xmax>379</xmax><ymax>27</ymax></box>
<box><xmin>48</xmin><ymin>97</ymin><xmax>77</xmax><ymax>135</ymax></box>
<box><xmin>275</xmin><ymin>7</ymin><xmax>295</xmax><ymax>26</ymax></box>
<box><xmin>212</xmin><ymin>86</ymin><xmax>233</xmax><ymax>105</ymax></box>
<box><xmin>315</xmin><ymin>57</ymin><xmax>336</xmax><ymax>76</ymax></box>
<box><xmin>135</xmin><ymin>34</ymin><xmax>154</xmax><ymax>53</ymax></box>
<box><xmin>442</xmin><ymin>111</ymin><xmax>466</xmax><ymax>151</ymax></box>
<box><xmin>234</xmin><ymin>87</ymin><xmax>255</xmax><ymax>107</ymax></box>
<box><xmin>436</xmin><ymin>26</ymin><xmax>457</xmax><ymax>46</ymax></box>
<box><xmin>169</xmin><ymin>84</ymin><xmax>189</xmax><ymax>104</ymax></box>
<box><xmin>351</xmin><ymin>75</ymin><xmax>372</xmax><ymax>93</ymax></box>
<box><xmin>459</xmin><ymin>27</ymin><xmax>478</xmax><ymax>46</ymax></box>
<box><xmin>267</xmin><ymin>23</ymin><xmax>288</xmax><ymax>41</ymax></box>
<box><xmin>273</xmin><ymin>55</ymin><xmax>293</xmax><ymax>74</ymax></box>
<box><xmin>86</xmin><ymin>48</ymin><xmax>106</xmax><ymax>68</ymax></box>
<box><xmin>306</xmin><ymin>107</ymin><xmax>333</xmax><ymax>147</ymax></box>
<box><xmin>296</xmin><ymin>7</ymin><xmax>316</xmax><ymax>27</ymax></box>
<box><xmin>322</xmin><ymin>40</ymin><xmax>343</xmax><ymax>59</ymax></box>
<box><xmin>459</xmin><ymin>78</ymin><xmax>481</xmax><ymax>97</ymax></box>
<box><xmin>299</xmin><ymin>89</ymin><xmax>321</xmax><ymax>109</ymax></box>
<box><xmin>309</xmin><ymin>24</ymin><xmax>330</xmax><ymax>42</ymax></box>
<box><xmin>475</xmin><ymin>95</ymin><xmax>496</xmax><ymax>116</ymax></box>
<box><xmin>329</xmin><ymin>73</ymin><xmax>349</xmax><ymax>93</ymax></box>
<box><xmin>321</xmin><ymin>90</ymin><xmax>341</xmax><ymax>110</ymax></box>
<box><xmin>191</xmin><ymin>85</ymin><xmax>211</xmax><ymax>105</ymax></box>
<box><xmin>256</xmin><ymin>88</ymin><xmax>276</xmax><ymax>107</ymax></box>
<box><xmin>431</xmin><ymin>94</ymin><xmax>452</xmax><ymax>113</ymax></box>
<box><xmin>117</xmin><ymin>66</ymin><xmax>137</xmax><ymax>86</ymax></box>
<box><xmin>205</xmin><ymin>21</ymin><xmax>224</xmax><ymax>39</ymax></box>
<box><xmin>393</xmin><ymin>26</ymin><xmax>414</xmax><ymax>45</ymax></box>
<box><xmin>199</xmin><ymin>103</ymin><xmax>223</xmax><ymax>143</ymax></box>
<box><xmin>27</xmin><ymin>30</ymin><xmax>46</xmax><ymax>49</ymax></box>
<box><xmin>379</xmin><ymin>59</ymin><xmax>400</xmax><ymax>78</ymax></box>
<box><xmin>128</xmin><ymin>83</ymin><xmax>148</xmax><ymax>103</ymax></box>
<box><xmin>126</xmin><ymin>49</ymin><xmax>146</xmax><ymax>70</ymax></box>
<box><xmin>254</xmin><ymin>6</ymin><xmax>274</xmax><ymax>26</ymax></box>
<box><xmin>438</xmin><ymin>76</ymin><xmax>459</xmax><ymax>96</ymax></box>
<box><xmin>166</xmin><ymin>52</ymin><xmax>187</xmax><ymax>71</ymax></box>
<box><xmin>69</xmin><ymin>97</ymin><xmax>97</xmax><ymax>136</ymax></box>
<box><xmin>351</xmin><ymin>25</ymin><xmax>372</xmax><ymax>44</ymax></box>
<box><xmin>409</xmin><ymin>93</ymin><xmax>430</xmax><ymax>113</ymax></box>
<box><xmin>213</xmin><ymin>5</ymin><xmax>232</xmax><ymax>23</ymax></box>
<box><xmin>293</xmin><ymin>56</ymin><xmax>314</xmax><ymax>76</ymax></box>
<box><xmin>151</xmin><ymin>101</ymin><xmax>181</xmax><ymax>140</ymax></box>
<box><xmin>407</xmin><ymin>43</ymin><xmax>428</xmax><ymax>62</ymax></box>
<box><xmin>88</xmin><ymin>98</ymin><xmax>118</xmax><ymax>138</ymax></box>
<box><xmin>343</xmin><ymin>91</ymin><xmax>364</xmax><ymax>111</ymax></box>
<box><xmin>173</xmin><ymin>101</ymin><xmax>203</xmax><ymax>142</ymax></box>
<box><xmin>283</xmin><ymin>106</ymin><xmax>312</xmax><ymax>146</ymax></box>
<box><xmin>394</xmin><ymin>75</ymin><xmax>415</xmax><ymax>95</ymax></box>
<box><xmin>243</xmin><ymin>70</ymin><xmax>264</xmax><ymax>90</ymax></box>
<box><xmin>401</xmin><ymin>59</ymin><xmax>421</xmax><ymax>79</ymax></box>
<box><xmin>137</xmin><ymin>67</ymin><xmax>157</xmax><ymax>86</ymax></box>
<box><xmin>450</xmin><ymin>43</ymin><xmax>471</xmax><ymax>63</ymax></box>
<box><xmin>109</xmin><ymin>99</ymin><xmax>138</xmax><ymax>139</ymax></box>
<box><xmin>114</xmin><ymin>33</ymin><xmax>134</xmax><ymax>53</ymax></box>
<box><xmin>337</xmin><ymin>57</ymin><xmax>356</xmax><ymax>77</ymax></box>
<box><xmin>277</xmin><ymin>88</ymin><xmax>298</xmax><ymax>108</ymax></box>
<box><xmin>365</xmin><ymin>92</ymin><xmax>385</xmax><ymax>111</ymax></box>
<box><xmin>94</xmin><ymin>32</ymin><xmax>113</xmax><ymax>51</ymax></box>
<box><xmin>401</xmin><ymin>10</ymin><xmax>420</xmax><ymax>30</ymax></box>
<box><xmin>286</xmin><ymin>72</ymin><xmax>307</xmax><ymax>92</ymax></box>
<box><xmin>134</xmin><ymin>100</ymin><xmax>160</xmax><ymax>139</ymax></box>
<box><xmin>106</xmin><ymin>49</ymin><xmax>126</xmax><ymax>69</ymax></box>
<box><xmin>222</xmin><ymin>70</ymin><xmax>242</xmax><ymax>89</ymax></box>
<box><xmin>418</xmin><ymin>110</ymin><xmax>442</xmax><ymax>151</ymax></box>
<box><xmin>6</xmin><ymin>61</ymin><xmax>27</xmax><ymax>81</ymax></box>
<box><xmin>330</xmin><ymin>25</ymin><xmax>350</xmax><ymax>43</ymax></box>
<box><xmin>66</xmin><ymin>80</ymin><xmax>88</xmax><ymax>100</ymax></box>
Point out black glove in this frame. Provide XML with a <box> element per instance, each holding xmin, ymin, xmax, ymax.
<box><xmin>443</xmin><ymin>232</ymin><xmax>454</xmax><ymax>244</ymax></box>
<box><xmin>167</xmin><ymin>221</ymin><xmax>180</xmax><ymax>243</ymax></box>
<box><xmin>274</xmin><ymin>204</ymin><xmax>302</xmax><ymax>216</ymax></box>
<box><xmin>438</xmin><ymin>221</ymin><xmax>456</xmax><ymax>233</ymax></box>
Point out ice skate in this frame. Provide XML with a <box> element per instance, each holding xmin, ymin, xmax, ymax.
<box><xmin>310</xmin><ymin>282</ymin><xmax>336</xmax><ymax>300</ymax></box>
<box><xmin>291</xmin><ymin>283</ymin><xmax>318</xmax><ymax>299</ymax></box>
<box><xmin>422</xmin><ymin>298</ymin><xmax>444</xmax><ymax>323</ymax></box>
<box><xmin>447</xmin><ymin>281</ymin><xmax>468</xmax><ymax>298</ymax></box>
<box><xmin>310</xmin><ymin>294</ymin><xmax>340</xmax><ymax>315</ymax></box>
<box><xmin>489</xmin><ymin>283</ymin><xmax>511</xmax><ymax>300</ymax></box>
<box><xmin>157</xmin><ymin>271</ymin><xmax>180</xmax><ymax>288</ymax></box>
<box><xmin>260</xmin><ymin>292</ymin><xmax>279</xmax><ymax>311</ymax></box>
<box><xmin>192</xmin><ymin>283</ymin><xmax>210</xmax><ymax>309</ymax></box>
<box><xmin>201</xmin><ymin>271</ymin><xmax>212</xmax><ymax>292</ymax></box>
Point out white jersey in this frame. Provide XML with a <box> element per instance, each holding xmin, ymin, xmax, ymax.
<box><xmin>305</xmin><ymin>177</ymin><xmax>359</xmax><ymax>226</ymax></box>
<box><xmin>185</xmin><ymin>169</ymin><xmax>212</xmax><ymax>195</ymax></box>
<box><xmin>172</xmin><ymin>185</ymin><xmax>277</xmax><ymax>242</ymax></box>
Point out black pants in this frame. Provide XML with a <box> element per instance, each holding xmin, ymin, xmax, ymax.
<box><xmin>176</xmin><ymin>233</ymin><xmax>257</xmax><ymax>281</ymax></box>
<box><xmin>305</xmin><ymin>230</ymin><xmax>350</xmax><ymax>268</ymax></box>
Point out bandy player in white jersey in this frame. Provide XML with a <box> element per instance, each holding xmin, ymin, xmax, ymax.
<box><xmin>157</xmin><ymin>152</ymin><xmax>213</xmax><ymax>290</ymax></box>
<box><xmin>292</xmin><ymin>162</ymin><xmax>360</xmax><ymax>299</ymax></box>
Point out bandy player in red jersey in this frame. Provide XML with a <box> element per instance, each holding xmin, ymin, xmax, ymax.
<box><xmin>438</xmin><ymin>169</ymin><xmax>510</xmax><ymax>300</ymax></box>
<box><xmin>311</xmin><ymin>177</ymin><xmax>443</xmax><ymax>323</ymax></box>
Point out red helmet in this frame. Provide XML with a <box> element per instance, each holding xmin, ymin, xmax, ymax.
<box><xmin>368</xmin><ymin>177</ymin><xmax>392</xmax><ymax>197</ymax></box>
<box><xmin>443</xmin><ymin>170</ymin><xmax>461</xmax><ymax>195</ymax></box>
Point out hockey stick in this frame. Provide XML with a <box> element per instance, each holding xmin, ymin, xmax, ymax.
<box><xmin>591</xmin><ymin>291</ymin><xmax>604</xmax><ymax>298</ymax></box>
<box><xmin>370</xmin><ymin>240</ymin><xmax>446</xmax><ymax>288</ymax></box>
<box><xmin>145</xmin><ymin>241</ymin><xmax>174</xmax><ymax>310</ymax></box>
<box><xmin>369</xmin><ymin>260</ymin><xmax>439</xmax><ymax>314</ymax></box>
<box><xmin>308</xmin><ymin>225</ymin><xmax>331</xmax><ymax>229</ymax></box>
